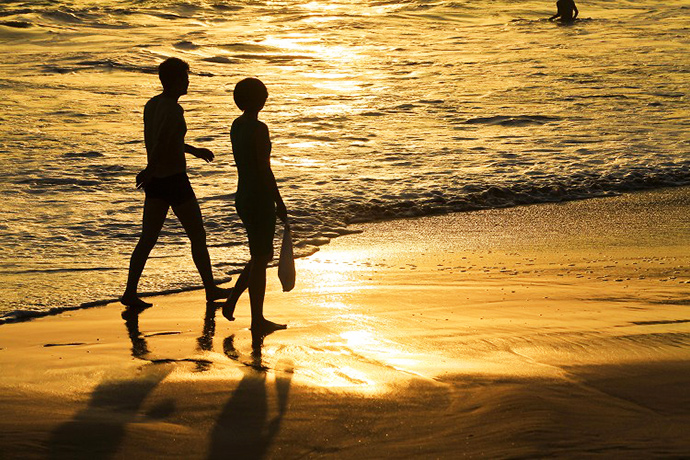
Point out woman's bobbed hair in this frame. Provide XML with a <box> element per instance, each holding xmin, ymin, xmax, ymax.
<box><xmin>233</xmin><ymin>78</ymin><xmax>268</xmax><ymax>112</ymax></box>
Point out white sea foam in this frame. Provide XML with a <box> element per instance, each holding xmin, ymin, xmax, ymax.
<box><xmin>0</xmin><ymin>0</ymin><xmax>688</xmax><ymax>322</ymax></box>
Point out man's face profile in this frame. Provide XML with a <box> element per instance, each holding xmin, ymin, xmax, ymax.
<box><xmin>180</xmin><ymin>73</ymin><xmax>189</xmax><ymax>95</ymax></box>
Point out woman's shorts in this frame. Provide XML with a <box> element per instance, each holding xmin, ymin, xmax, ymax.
<box><xmin>237</xmin><ymin>204</ymin><xmax>276</xmax><ymax>259</ymax></box>
<box><xmin>144</xmin><ymin>173</ymin><xmax>196</xmax><ymax>207</ymax></box>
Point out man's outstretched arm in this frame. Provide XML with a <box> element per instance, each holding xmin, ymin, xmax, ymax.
<box><xmin>185</xmin><ymin>144</ymin><xmax>214</xmax><ymax>163</ymax></box>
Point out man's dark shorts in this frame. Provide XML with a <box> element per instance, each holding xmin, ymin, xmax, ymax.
<box><xmin>237</xmin><ymin>203</ymin><xmax>276</xmax><ymax>259</ymax></box>
<box><xmin>144</xmin><ymin>172</ymin><xmax>196</xmax><ymax>207</ymax></box>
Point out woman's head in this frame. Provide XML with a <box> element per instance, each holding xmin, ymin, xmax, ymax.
<box><xmin>233</xmin><ymin>78</ymin><xmax>268</xmax><ymax>112</ymax></box>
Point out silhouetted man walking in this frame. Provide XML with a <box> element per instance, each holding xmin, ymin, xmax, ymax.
<box><xmin>122</xmin><ymin>58</ymin><xmax>229</xmax><ymax>309</ymax></box>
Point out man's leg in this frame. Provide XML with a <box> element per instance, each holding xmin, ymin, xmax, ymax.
<box><xmin>122</xmin><ymin>197</ymin><xmax>169</xmax><ymax>308</ymax></box>
<box><xmin>173</xmin><ymin>198</ymin><xmax>230</xmax><ymax>301</ymax></box>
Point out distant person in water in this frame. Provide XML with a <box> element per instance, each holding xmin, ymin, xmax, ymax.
<box><xmin>223</xmin><ymin>78</ymin><xmax>288</xmax><ymax>334</ymax></box>
<box><xmin>549</xmin><ymin>0</ymin><xmax>578</xmax><ymax>23</ymax></box>
<box><xmin>121</xmin><ymin>57</ymin><xmax>230</xmax><ymax>310</ymax></box>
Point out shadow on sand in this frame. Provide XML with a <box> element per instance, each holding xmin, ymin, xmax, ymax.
<box><xmin>47</xmin><ymin>304</ymin><xmax>291</xmax><ymax>459</ymax></box>
<box><xmin>206</xmin><ymin>331</ymin><xmax>293</xmax><ymax>459</ymax></box>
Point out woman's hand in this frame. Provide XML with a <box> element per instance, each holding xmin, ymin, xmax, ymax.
<box><xmin>277</xmin><ymin>201</ymin><xmax>288</xmax><ymax>223</ymax></box>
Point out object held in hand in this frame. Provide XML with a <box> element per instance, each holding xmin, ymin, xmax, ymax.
<box><xmin>278</xmin><ymin>222</ymin><xmax>295</xmax><ymax>292</ymax></box>
<box><xmin>135</xmin><ymin>168</ymin><xmax>152</xmax><ymax>189</ymax></box>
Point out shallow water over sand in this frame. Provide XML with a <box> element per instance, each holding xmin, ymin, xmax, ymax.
<box><xmin>0</xmin><ymin>0</ymin><xmax>688</xmax><ymax>320</ymax></box>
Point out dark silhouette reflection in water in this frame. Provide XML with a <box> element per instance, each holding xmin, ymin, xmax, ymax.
<box><xmin>48</xmin><ymin>307</ymin><xmax>173</xmax><ymax>459</ymax></box>
<box><xmin>195</xmin><ymin>303</ymin><xmax>219</xmax><ymax>372</ymax></box>
<box><xmin>122</xmin><ymin>305</ymin><xmax>213</xmax><ymax>367</ymax></box>
<box><xmin>122</xmin><ymin>304</ymin><xmax>152</xmax><ymax>358</ymax></box>
<box><xmin>198</xmin><ymin>303</ymin><xmax>222</xmax><ymax>353</ymax></box>
<box><xmin>207</xmin><ymin>331</ymin><xmax>293</xmax><ymax>460</ymax></box>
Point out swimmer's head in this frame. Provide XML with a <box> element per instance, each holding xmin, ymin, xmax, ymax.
<box><xmin>159</xmin><ymin>58</ymin><xmax>189</xmax><ymax>95</ymax></box>
<box><xmin>233</xmin><ymin>78</ymin><xmax>268</xmax><ymax>113</ymax></box>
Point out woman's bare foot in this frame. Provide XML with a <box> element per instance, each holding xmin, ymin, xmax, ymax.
<box><xmin>223</xmin><ymin>335</ymin><xmax>239</xmax><ymax>360</ymax></box>
<box><xmin>121</xmin><ymin>294</ymin><xmax>153</xmax><ymax>310</ymax></box>
<box><xmin>251</xmin><ymin>319</ymin><xmax>287</xmax><ymax>334</ymax></box>
<box><xmin>222</xmin><ymin>300</ymin><xmax>236</xmax><ymax>322</ymax></box>
<box><xmin>222</xmin><ymin>286</ymin><xmax>243</xmax><ymax>321</ymax></box>
<box><xmin>206</xmin><ymin>285</ymin><xmax>232</xmax><ymax>302</ymax></box>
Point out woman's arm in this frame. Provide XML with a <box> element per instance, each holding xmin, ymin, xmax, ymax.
<box><xmin>255</xmin><ymin>123</ymin><xmax>288</xmax><ymax>222</ymax></box>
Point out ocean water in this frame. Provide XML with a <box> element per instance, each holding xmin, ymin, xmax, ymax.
<box><xmin>0</xmin><ymin>0</ymin><xmax>688</xmax><ymax>323</ymax></box>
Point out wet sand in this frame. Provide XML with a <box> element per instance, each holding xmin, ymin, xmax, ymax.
<box><xmin>0</xmin><ymin>187</ymin><xmax>689</xmax><ymax>458</ymax></box>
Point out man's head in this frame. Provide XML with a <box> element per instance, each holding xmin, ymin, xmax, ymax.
<box><xmin>159</xmin><ymin>57</ymin><xmax>189</xmax><ymax>95</ymax></box>
<box><xmin>233</xmin><ymin>78</ymin><xmax>268</xmax><ymax>113</ymax></box>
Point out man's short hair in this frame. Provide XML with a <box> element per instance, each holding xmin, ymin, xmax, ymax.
<box><xmin>158</xmin><ymin>58</ymin><xmax>189</xmax><ymax>90</ymax></box>
<box><xmin>233</xmin><ymin>78</ymin><xmax>268</xmax><ymax>112</ymax></box>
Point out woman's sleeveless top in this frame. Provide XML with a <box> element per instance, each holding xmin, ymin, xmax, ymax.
<box><xmin>231</xmin><ymin>117</ymin><xmax>274</xmax><ymax>212</ymax></box>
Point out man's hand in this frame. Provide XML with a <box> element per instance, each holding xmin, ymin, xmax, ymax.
<box><xmin>194</xmin><ymin>147</ymin><xmax>214</xmax><ymax>163</ymax></box>
<box><xmin>136</xmin><ymin>168</ymin><xmax>154</xmax><ymax>189</ymax></box>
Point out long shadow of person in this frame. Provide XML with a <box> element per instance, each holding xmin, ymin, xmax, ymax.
<box><xmin>206</xmin><ymin>331</ymin><xmax>293</xmax><ymax>460</ymax></box>
<box><xmin>47</xmin><ymin>306</ymin><xmax>173</xmax><ymax>459</ymax></box>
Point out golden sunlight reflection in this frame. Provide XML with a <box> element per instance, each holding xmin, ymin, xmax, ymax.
<box><xmin>299</xmin><ymin>1</ymin><xmax>341</xmax><ymax>13</ymax></box>
<box><xmin>318</xmin><ymin>300</ymin><xmax>351</xmax><ymax>310</ymax></box>
<box><xmin>301</xmin><ymin>15</ymin><xmax>343</xmax><ymax>24</ymax></box>
<box><xmin>296</xmin><ymin>249</ymin><xmax>372</xmax><ymax>294</ymax></box>
<box><xmin>286</xmin><ymin>250</ymin><xmax>453</xmax><ymax>393</ymax></box>
<box><xmin>299</xmin><ymin>73</ymin><xmax>365</xmax><ymax>93</ymax></box>
<box><xmin>289</xmin><ymin>327</ymin><xmax>422</xmax><ymax>393</ymax></box>
<box><xmin>272</xmin><ymin>155</ymin><xmax>323</xmax><ymax>167</ymax></box>
<box><xmin>295</xmin><ymin>0</ymin><xmax>404</xmax><ymax>16</ymax></box>
<box><xmin>339</xmin><ymin>330</ymin><xmax>421</xmax><ymax>376</ymax></box>
<box><xmin>298</xmin><ymin>103</ymin><xmax>358</xmax><ymax>118</ymax></box>
<box><xmin>340</xmin><ymin>329</ymin><xmax>376</xmax><ymax>347</ymax></box>
<box><xmin>312</xmin><ymin>79</ymin><xmax>364</xmax><ymax>92</ymax></box>
<box><xmin>300</xmin><ymin>249</ymin><xmax>369</xmax><ymax>269</ymax></box>
<box><xmin>283</xmin><ymin>141</ymin><xmax>331</xmax><ymax>150</ymax></box>
<box><xmin>259</xmin><ymin>36</ymin><xmax>360</xmax><ymax>65</ymax></box>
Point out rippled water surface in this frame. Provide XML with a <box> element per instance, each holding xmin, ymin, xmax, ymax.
<box><xmin>1</xmin><ymin>0</ymin><xmax>688</xmax><ymax>321</ymax></box>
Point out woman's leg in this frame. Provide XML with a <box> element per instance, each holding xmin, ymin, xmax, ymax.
<box><xmin>228</xmin><ymin>209</ymin><xmax>284</xmax><ymax>330</ymax></box>
<box><xmin>248</xmin><ymin>256</ymin><xmax>269</xmax><ymax>326</ymax></box>
<box><xmin>248</xmin><ymin>255</ymin><xmax>286</xmax><ymax>333</ymax></box>
<box><xmin>223</xmin><ymin>261</ymin><xmax>252</xmax><ymax>321</ymax></box>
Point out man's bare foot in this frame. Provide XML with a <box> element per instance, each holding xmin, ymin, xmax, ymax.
<box><xmin>251</xmin><ymin>319</ymin><xmax>287</xmax><ymax>334</ymax></box>
<box><xmin>206</xmin><ymin>286</ymin><xmax>232</xmax><ymax>302</ymax></box>
<box><xmin>121</xmin><ymin>295</ymin><xmax>153</xmax><ymax>310</ymax></box>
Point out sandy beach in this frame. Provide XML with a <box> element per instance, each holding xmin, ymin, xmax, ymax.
<box><xmin>1</xmin><ymin>187</ymin><xmax>689</xmax><ymax>459</ymax></box>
